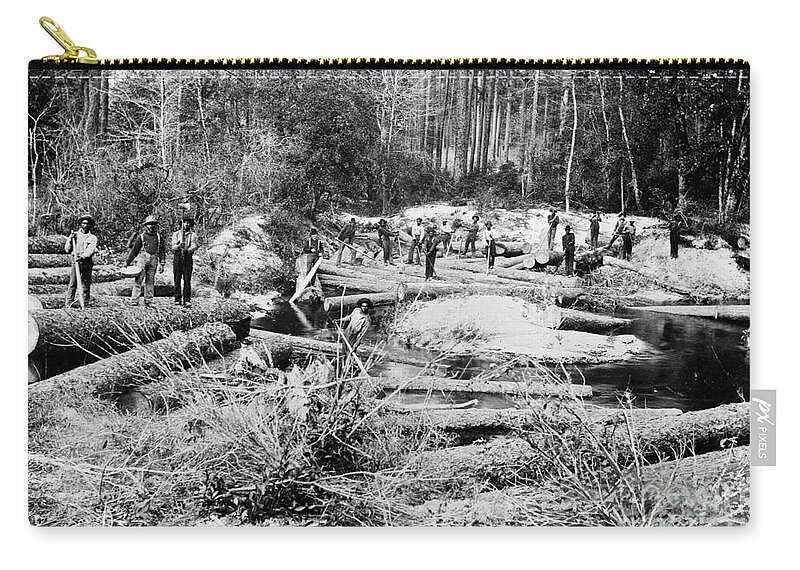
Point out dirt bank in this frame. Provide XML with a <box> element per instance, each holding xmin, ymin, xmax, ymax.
<box><xmin>394</xmin><ymin>295</ymin><xmax>647</xmax><ymax>363</ymax></box>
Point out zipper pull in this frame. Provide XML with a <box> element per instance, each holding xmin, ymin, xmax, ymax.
<box><xmin>39</xmin><ymin>16</ymin><xmax>98</xmax><ymax>64</ymax></box>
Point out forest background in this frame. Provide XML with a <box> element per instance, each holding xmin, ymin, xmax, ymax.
<box><xmin>29</xmin><ymin>67</ymin><xmax>748</xmax><ymax>247</ymax></box>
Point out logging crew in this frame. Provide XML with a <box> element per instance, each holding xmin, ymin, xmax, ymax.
<box><xmin>608</xmin><ymin>212</ymin><xmax>626</xmax><ymax>247</ymax></box>
<box><xmin>546</xmin><ymin>208</ymin><xmax>559</xmax><ymax>249</ymax></box>
<box><xmin>64</xmin><ymin>214</ymin><xmax>97</xmax><ymax>307</ymax></box>
<box><xmin>562</xmin><ymin>224</ymin><xmax>576</xmax><ymax>276</ymax></box>
<box><xmin>126</xmin><ymin>215</ymin><xmax>166</xmax><ymax>307</ymax></box>
<box><xmin>302</xmin><ymin>228</ymin><xmax>325</xmax><ymax>273</ymax></box>
<box><xmin>340</xmin><ymin>297</ymin><xmax>373</xmax><ymax>350</ymax></box>
<box><xmin>377</xmin><ymin>219</ymin><xmax>398</xmax><ymax>266</ymax></box>
<box><xmin>408</xmin><ymin>218</ymin><xmax>425</xmax><ymax>265</ymax></box>
<box><xmin>335</xmin><ymin>218</ymin><xmax>358</xmax><ymax>266</ymax></box>
<box><xmin>423</xmin><ymin>225</ymin><xmax>441</xmax><ymax>280</ymax></box>
<box><xmin>668</xmin><ymin>214</ymin><xmax>684</xmax><ymax>259</ymax></box>
<box><xmin>483</xmin><ymin>221</ymin><xmax>497</xmax><ymax>270</ymax></box>
<box><xmin>171</xmin><ymin>217</ymin><xmax>198</xmax><ymax>307</ymax></box>
<box><xmin>589</xmin><ymin>211</ymin><xmax>601</xmax><ymax>249</ymax></box>
<box><xmin>462</xmin><ymin>215</ymin><xmax>480</xmax><ymax>256</ymax></box>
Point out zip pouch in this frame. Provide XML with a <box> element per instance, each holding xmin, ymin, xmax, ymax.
<box><xmin>28</xmin><ymin>17</ymin><xmax>750</xmax><ymax>527</ymax></box>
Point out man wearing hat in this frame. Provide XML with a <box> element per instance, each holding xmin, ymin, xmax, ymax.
<box><xmin>562</xmin><ymin>224</ymin><xmax>576</xmax><ymax>276</ymax></box>
<box><xmin>461</xmin><ymin>215</ymin><xmax>480</xmax><ymax>256</ymax></box>
<box><xmin>335</xmin><ymin>218</ymin><xmax>358</xmax><ymax>266</ymax></box>
<box><xmin>482</xmin><ymin>220</ymin><xmax>497</xmax><ymax>270</ymax></box>
<box><xmin>126</xmin><ymin>215</ymin><xmax>166</xmax><ymax>307</ymax></box>
<box><xmin>172</xmin><ymin>217</ymin><xmax>198</xmax><ymax>307</ymax></box>
<box><xmin>301</xmin><ymin>227</ymin><xmax>325</xmax><ymax>274</ymax></box>
<box><xmin>408</xmin><ymin>218</ymin><xmax>425</xmax><ymax>265</ymax></box>
<box><xmin>608</xmin><ymin>212</ymin><xmax>626</xmax><ymax>248</ymax></box>
<box><xmin>546</xmin><ymin>208</ymin><xmax>559</xmax><ymax>250</ymax></box>
<box><xmin>64</xmin><ymin>214</ymin><xmax>97</xmax><ymax>307</ymax></box>
<box><xmin>377</xmin><ymin>219</ymin><xmax>398</xmax><ymax>266</ymax></box>
<box><xmin>422</xmin><ymin>225</ymin><xmax>441</xmax><ymax>280</ymax></box>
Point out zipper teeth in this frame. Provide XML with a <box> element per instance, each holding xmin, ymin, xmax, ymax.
<box><xmin>97</xmin><ymin>57</ymin><xmax>749</xmax><ymax>67</ymax></box>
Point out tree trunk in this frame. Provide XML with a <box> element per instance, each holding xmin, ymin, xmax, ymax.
<box><xmin>29</xmin><ymin>322</ymin><xmax>240</xmax><ymax>401</ymax></box>
<box><xmin>28</xmin><ymin>254</ymin><xmax>72</xmax><ymax>269</ymax></box>
<box><xmin>596</xmin><ymin>72</ymin><xmax>612</xmax><ymax>201</ymax></box>
<box><xmin>440</xmin><ymin>259</ymin><xmax>580</xmax><ymax>287</ymax></box>
<box><xmin>29</xmin><ymin>298</ymin><xmax>251</xmax><ymax>363</ymax></box>
<box><xmin>602</xmin><ymin>256</ymin><xmax>692</xmax><ymax>295</ymax></box>
<box><xmin>323</xmin><ymin>292</ymin><xmax>399</xmax><ymax>314</ymax></box>
<box><xmin>375</xmin><ymin>376</ymin><xmax>592</xmax><ymax>399</ymax></box>
<box><xmin>618</xmin><ymin>77</ymin><xmax>641</xmax><ymax>210</ymax></box>
<box><xmin>544</xmin><ymin>305</ymin><xmax>631</xmax><ymax>333</ymax></box>
<box><xmin>533</xmin><ymin>250</ymin><xmax>564</xmax><ymax>268</ymax></box>
<box><xmin>626</xmin><ymin>304</ymin><xmax>749</xmax><ymax>324</ymax></box>
<box><xmin>564</xmin><ymin>74</ymin><xmax>578</xmax><ymax>212</ymax></box>
<box><xmin>574</xmin><ymin>247</ymin><xmax>609</xmax><ymax>274</ymax></box>
<box><xmin>28</xmin><ymin>235</ymin><xmax>67</xmax><ymax>254</ymax></box>
<box><xmin>496</xmin><ymin>241</ymin><xmax>533</xmax><ymax>256</ymax></box>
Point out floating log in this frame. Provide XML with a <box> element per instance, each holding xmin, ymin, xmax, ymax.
<box><xmin>28</xmin><ymin>254</ymin><xmax>73</xmax><ymax>268</ymax></box>
<box><xmin>626</xmin><ymin>304</ymin><xmax>749</xmax><ymax>324</ymax></box>
<box><xmin>407</xmin><ymin>402</ymin><xmax>749</xmax><ymax>498</ymax></box>
<box><xmin>28</xmin><ymin>265</ymin><xmax>128</xmax><ymax>286</ymax></box>
<box><xmin>440</xmin><ymin>259</ymin><xmax>580</xmax><ymax>288</ymax></box>
<box><xmin>28</xmin><ymin>234</ymin><xmax>67</xmax><ymax>254</ymax></box>
<box><xmin>29</xmin><ymin>297</ymin><xmax>251</xmax><ymax>365</ymax></box>
<box><xmin>29</xmin><ymin>322</ymin><xmax>240</xmax><ymax>401</ymax></box>
<box><xmin>497</xmin><ymin>241</ymin><xmax>532</xmax><ymax>257</ymax></box>
<box><xmin>375</xmin><ymin>376</ymin><xmax>592</xmax><ymax>398</ymax></box>
<box><xmin>324</xmin><ymin>292</ymin><xmax>399</xmax><ymax>314</ymax></box>
<box><xmin>544</xmin><ymin>306</ymin><xmax>631</xmax><ymax>333</ymax></box>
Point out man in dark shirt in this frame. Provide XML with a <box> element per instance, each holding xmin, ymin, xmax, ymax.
<box><xmin>302</xmin><ymin>228</ymin><xmax>325</xmax><ymax>273</ymax></box>
<box><xmin>335</xmin><ymin>218</ymin><xmax>358</xmax><ymax>266</ymax></box>
<box><xmin>562</xmin><ymin>224</ymin><xmax>576</xmax><ymax>276</ymax></box>
<box><xmin>126</xmin><ymin>215</ymin><xmax>166</xmax><ymax>307</ymax></box>
<box><xmin>546</xmin><ymin>208</ymin><xmax>559</xmax><ymax>250</ymax></box>
<box><xmin>461</xmin><ymin>215</ymin><xmax>480</xmax><ymax>256</ymax></box>
<box><xmin>608</xmin><ymin>212</ymin><xmax>626</xmax><ymax>248</ymax></box>
<box><xmin>589</xmin><ymin>211</ymin><xmax>601</xmax><ymax>249</ymax></box>
<box><xmin>422</xmin><ymin>225</ymin><xmax>441</xmax><ymax>280</ymax></box>
<box><xmin>668</xmin><ymin>214</ymin><xmax>684</xmax><ymax>259</ymax></box>
<box><xmin>377</xmin><ymin>219</ymin><xmax>398</xmax><ymax>266</ymax></box>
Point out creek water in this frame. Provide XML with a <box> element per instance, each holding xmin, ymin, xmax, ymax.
<box><xmin>251</xmin><ymin>300</ymin><xmax>749</xmax><ymax>412</ymax></box>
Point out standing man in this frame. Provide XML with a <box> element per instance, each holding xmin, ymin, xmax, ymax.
<box><xmin>621</xmin><ymin>220</ymin><xmax>636</xmax><ymax>261</ymax></box>
<box><xmin>301</xmin><ymin>228</ymin><xmax>325</xmax><ymax>273</ymax></box>
<box><xmin>422</xmin><ymin>225</ymin><xmax>441</xmax><ymax>281</ymax></box>
<box><xmin>483</xmin><ymin>221</ymin><xmax>497</xmax><ymax>270</ymax></box>
<box><xmin>377</xmin><ymin>219</ymin><xmax>398</xmax><ymax>266</ymax></box>
<box><xmin>546</xmin><ymin>208</ymin><xmax>559</xmax><ymax>249</ymax></box>
<box><xmin>126</xmin><ymin>215</ymin><xmax>166</xmax><ymax>307</ymax></box>
<box><xmin>408</xmin><ymin>218</ymin><xmax>425</xmax><ymax>265</ymax></box>
<box><xmin>608</xmin><ymin>212</ymin><xmax>626</xmax><ymax>248</ymax></box>
<box><xmin>462</xmin><ymin>215</ymin><xmax>480</xmax><ymax>256</ymax></box>
<box><xmin>668</xmin><ymin>214</ymin><xmax>683</xmax><ymax>259</ymax></box>
<box><xmin>589</xmin><ymin>211</ymin><xmax>601</xmax><ymax>249</ymax></box>
<box><xmin>339</xmin><ymin>297</ymin><xmax>373</xmax><ymax>351</ymax></box>
<box><xmin>562</xmin><ymin>224</ymin><xmax>576</xmax><ymax>276</ymax></box>
<box><xmin>440</xmin><ymin>219</ymin><xmax>452</xmax><ymax>255</ymax></box>
<box><xmin>172</xmin><ymin>217</ymin><xmax>198</xmax><ymax>307</ymax></box>
<box><xmin>335</xmin><ymin>218</ymin><xmax>358</xmax><ymax>266</ymax></box>
<box><xmin>64</xmin><ymin>214</ymin><xmax>97</xmax><ymax>307</ymax></box>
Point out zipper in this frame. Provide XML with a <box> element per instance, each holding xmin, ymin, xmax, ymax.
<box><xmin>35</xmin><ymin>16</ymin><xmax>748</xmax><ymax>69</ymax></box>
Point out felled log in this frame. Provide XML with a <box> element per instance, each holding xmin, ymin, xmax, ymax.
<box><xmin>29</xmin><ymin>297</ymin><xmax>251</xmax><ymax>363</ymax></box>
<box><xmin>626</xmin><ymin>304</ymin><xmax>749</xmax><ymax>324</ymax></box>
<box><xmin>574</xmin><ymin>247</ymin><xmax>608</xmax><ymax>274</ymax></box>
<box><xmin>375</xmin><ymin>376</ymin><xmax>592</xmax><ymax>399</ymax></box>
<box><xmin>533</xmin><ymin>250</ymin><xmax>562</xmax><ymax>267</ymax></box>
<box><xmin>408</xmin><ymin>446</ymin><xmax>748</xmax><ymax>526</ymax></box>
<box><xmin>29</xmin><ymin>322</ymin><xmax>240</xmax><ymax>401</ymax></box>
<box><xmin>543</xmin><ymin>306</ymin><xmax>631</xmax><ymax>333</ymax></box>
<box><xmin>28</xmin><ymin>265</ymin><xmax>128</xmax><ymax>286</ymax></box>
<box><xmin>323</xmin><ymin>292</ymin><xmax>399</xmax><ymax>314</ymax></box>
<box><xmin>318</xmin><ymin>274</ymin><xmax>400</xmax><ymax>294</ymax></box>
<box><xmin>28</xmin><ymin>282</ymin><xmax>175</xmax><ymax>297</ymax></box>
<box><xmin>28</xmin><ymin>254</ymin><xmax>73</xmax><ymax>268</ymax></box>
<box><xmin>440</xmin><ymin>259</ymin><xmax>580</xmax><ymax>288</ymax></box>
<box><xmin>406</xmin><ymin>402</ymin><xmax>749</xmax><ymax>498</ymax></box>
<box><xmin>602</xmin><ymin>256</ymin><xmax>693</xmax><ymax>296</ymax></box>
<box><xmin>29</xmin><ymin>295</ymin><xmax>44</xmax><ymax>311</ymax></box>
<box><xmin>497</xmin><ymin>241</ymin><xmax>532</xmax><ymax>257</ymax></box>
<box><xmin>28</xmin><ymin>234</ymin><xmax>67</xmax><ymax>254</ymax></box>
<box><xmin>28</xmin><ymin>315</ymin><xmax>39</xmax><ymax>354</ymax></box>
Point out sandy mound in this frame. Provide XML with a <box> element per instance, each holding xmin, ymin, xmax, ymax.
<box><xmin>203</xmin><ymin>215</ymin><xmax>283</xmax><ymax>292</ymax></box>
<box><xmin>395</xmin><ymin>295</ymin><xmax>646</xmax><ymax>364</ymax></box>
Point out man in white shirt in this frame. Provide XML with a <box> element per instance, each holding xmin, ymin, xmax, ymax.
<box><xmin>64</xmin><ymin>214</ymin><xmax>98</xmax><ymax>307</ymax></box>
<box><xmin>171</xmin><ymin>217</ymin><xmax>199</xmax><ymax>307</ymax></box>
<box><xmin>408</xmin><ymin>218</ymin><xmax>425</xmax><ymax>265</ymax></box>
<box><xmin>482</xmin><ymin>221</ymin><xmax>497</xmax><ymax>270</ymax></box>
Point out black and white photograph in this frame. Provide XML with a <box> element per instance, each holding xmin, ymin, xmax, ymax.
<box><xmin>27</xmin><ymin>63</ymin><xmax>750</xmax><ymax>527</ymax></box>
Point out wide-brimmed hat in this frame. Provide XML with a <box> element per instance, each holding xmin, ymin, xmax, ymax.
<box><xmin>77</xmin><ymin>214</ymin><xmax>95</xmax><ymax>228</ymax></box>
<box><xmin>144</xmin><ymin>215</ymin><xmax>158</xmax><ymax>225</ymax></box>
<box><xmin>565</xmin><ymin>224</ymin><xmax>572</xmax><ymax>230</ymax></box>
<box><xmin>379</xmin><ymin>219</ymin><xmax>387</xmax><ymax>225</ymax></box>
<box><xmin>356</xmin><ymin>297</ymin><xmax>374</xmax><ymax>310</ymax></box>
<box><xmin>425</xmin><ymin>225</ymin><xmax>436</xmax><ymax>233</ymax></box>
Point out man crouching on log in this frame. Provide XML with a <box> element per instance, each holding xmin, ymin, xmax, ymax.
<box><xmin>172</xmin><ymin>217</ymin><xmax>198</xmax><ymax>308</ymax></box>
<box><xmin>64</xmin><ymin>214</ymin><xmax>97</xmax><ymax>307</ymax></box>
<box><xmin>126</xmin><ymin>215</ymin><xmax>166</xmax><ymax>307</ymax></box>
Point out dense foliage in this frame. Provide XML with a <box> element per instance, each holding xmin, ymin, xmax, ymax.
<box><xmin>28</xmin><ymin>68</ymin><xmax>748</xmax><ymax>244</ymax></box>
